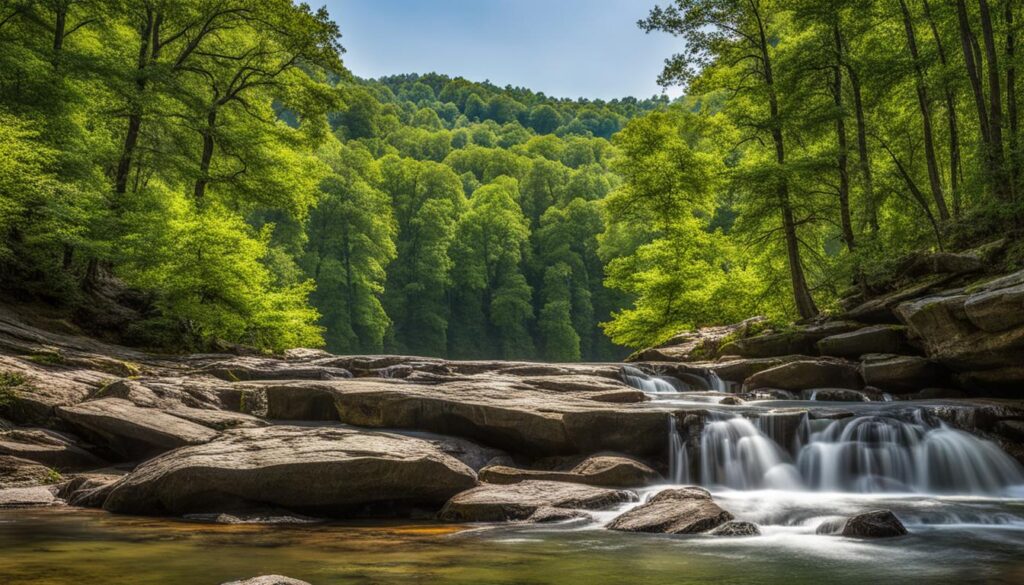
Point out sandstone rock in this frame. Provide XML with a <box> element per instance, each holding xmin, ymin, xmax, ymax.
<box><xmin>527</xmin><ymin>506</ymin><xmax>593</xmax><ymax>523</ymax></box>
<box><xmin>0</xmin><ymin>455</ymin><xmax>58</xmax><ymax>488</ymax></box>
<box><xmin>479</xmin><ymin>455</ymin><xmax>660</xmax><ymax>488</ymax></box>
<box><xmin>57</xmin><ymin>398</ymin><xmax>218</xmax><ymax>459</ymax></box>
<box><xmin>817</xmin><ymin>325</ymin><xmax>910</xmax><ymax>358</ymax></box>
<box><xmin>742</xmin><ymin>360</ymin><xmax>863</xmax><ymax>391</ymax></box>
<box><xmin>0</xmin><ymin>428</ymin><xmax>107</xmax><ymax>470</ymax></box>
<box><xmin>438</xmin><ymin>480</ymin><xmax>636</xmax><ymax>522</ymax></box>
<box><xmin>860</xmin><ymin>354</ymin><xmax>945</xmax><ymax>393</ymax></box>
<box><xmin>0</xmin><ymin>485</ymin><xmax>58</xmax><ymax>508</ymax></box>
<box><xmin>258</xmin><ymin>379</ymin><xmax>670</xmax><ymax>458</ymax></box>
<box><xmin>840</xmin><ymin>510</ymin><xmax>908</xmax><ymax>538</ymax></box>
<box><xmin>102</xmin><ymin>426</ymin><xmax>477</xmax><ymax>517</ymax></box>
<box><xmin>711</xmin><ymin>521</ymin><xmax>761</xmax><ymax>536</ymax></box>
<box><xmin>628</xmin><ymin>317</ymin><xmax>769</xmax><ymax>362</ymax></box>
<box><xmin>221</xmin><ymin>576</ymin><xmax>311</xmax><ymax>585</ymax></box>
<box><xmin>719</xmin><ymin>322</ymin><xmax>860</xmax><ymax>358</ymax></box>
<box><xmin>606</xmin><ymin>487</ymin><xmax>732</xmax><ymax>534</ymax></box>
<box><xmin>202</xmin><ymin>357</ymin><xmax>352</xmax><ymax>381</ymax></box>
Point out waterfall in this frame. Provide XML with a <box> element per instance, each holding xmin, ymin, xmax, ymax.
<box><xmin>707</xmin><ymin>370</ymin><xmax>728</xmax><ymax>392</ymax></box>
<box><xmin>620</xmin><ymin>366</ymin><xmax>680</xmax><ymax>393</ymax></box>
<box><xmin>669</xmin><ymin>409</ymin><xmax>1024</xmax><ymax>495</ymax></box>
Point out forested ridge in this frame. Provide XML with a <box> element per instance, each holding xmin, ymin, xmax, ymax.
<box><xmin>0</xmin><ymin>0</ymin><xmax>1022</xmax><ymax>360</ymax></box>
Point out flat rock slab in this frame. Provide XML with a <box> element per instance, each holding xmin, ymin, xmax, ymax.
<box><xmin>0</xmin><ymin>485</ymin><xmax>58</xmax><ymax>508</ymax></box>
<box><xmin>742</xmin><ymin>360</ymin><xmax>863</xmax><ymax>391</ymax></box>
<box><xmin>56</xmin><ymin>398</ymin><xmax>217</xmax><ymax>458</ymax></box>
<box><xmin>0</xmin><ymin>428</ymin><xmax>107</xmax><ymax>470</ymax></box>
<box><xmin>102</xmin><ymin>426</ymin><xmax>477</xmax><ymax>517</ymax></box>
<box><xmin>606</xmin><ymin>487</ymin><xmax>733</xmax><ymax>534</ymax></box>
<box><xmin>479</xmin><ymin>455</ymin><xmax>661</xmax><ymax>488</ymax></box>
<box><xmin>439</xmin><ymin>480</ymin><xmax>637</xmax><ymax>522</ymax></box>
<box><xmin>817</xmin><ymin>325</ymin><xmax>909</xmax><ymax>358</ymax></box>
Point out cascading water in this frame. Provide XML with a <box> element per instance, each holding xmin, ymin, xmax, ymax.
<box><xmin>669</xmin><ymin>408</ymin><xmax>1024</xmax><ymax>494</ymax></box>
<box><xmin>620</xmin><ymin>365</ymin><xmax>681</xmax><ymax>393</ymax></box>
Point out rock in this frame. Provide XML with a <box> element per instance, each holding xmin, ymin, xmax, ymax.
<box><xmin>815</xmin><ymin>517</ymin><xmax>849</xmax><ymax>535</ymax></box>
<box><xmin>424</xmin><ymin>435</ymin><xmax>510</xmax><ymax>472</ymax></box>
<box><xmin>963</xmin><ymin>282</ymin><xmax>1024</xmax><ymax>332</ymax></box>
<box><xmin>0</xmin><ymin>455</ymin><xmax>59</xmax><ymax>488</ymax></box>
<box><xmin>221</xmin><ymin>576</ymin><xmax>311</xmax><ymax>585</ymax></box>
<box><xmin>438</xmin><ymin>480</ymin><xmax>636</xmax><ymax>522</ymax></box>
<box><xmin>58</xmin><ymin>473</ymin><xmax>120</xmax><ymax>507</ymax></box>
<box><xmin>860</xmin><ymin>354</ymin><xmax>945</xmax><ymax>393</ymax></box>
<box><xmin>0</xmin><ymin>485</ymin><xmax>58</xmax><ymax>508</ymax></box>
<box><xmin>902</xmin><ymin>251</ymin><xmax>986</xmax><ymax>277</ymax></box>
<box><xmin>845</xmin><ymin>274</ymin><xmax>958</xmax><ymax>323</ymax></box>
<box><xmin>995</xmin><ymin>420</ymin><xmax>1024</xmax><ymax>442</ymax></box>
<box><xmin>56</xmin><ymin>398</ymin><xmax>218</xmax><ymax>459</ymax></box>
<box><xmin>202</xmin><ymin>357</ymin><xmax>352</xmax><ymax>381</ymax></box>
<box><xmin>479</xmin><ymin>455</ymin><xmax>661</xmax><ymax>488</ymax></box>
<box><xmin>802</xmin><ymin>388</ymin><xmax>869</xmax><ymax>402</ymax></box>
<box><xmin>628</xmin><ymin>317</ymin><xmax>769</xmax><ymax>362</ymax></box>
<box><xmin>696</xmin><ymin>356</ymin><xmax>807</xmax><ymax>384</ymax></box>
<box><xmin>718</xmin><ymin>395</ymin><xmax>745</xmax><ymax>405</ymax></box>
<box><xmin>742</xmin><ymin>360</ymin><xmax>863</xmax><ymax>391</ymax></box>
<box><xmin>527</xmin><ymin>506</ymin><xmax>593</xmax><ymax>523</ymax></box>
<box><xmin>840</xmin><ymin>510</ymin><xmax>908</xmax><ymax>538</ymax></box>
<box><xmin>258</xmin><ymin>379</ymin><xmax>670</xmax><ymax>458</ymax></box>
<box><xmin>719</xmin><ymin>321</ymin><xmax>860</xmax><ymax>358</ymax></box>
<box><xmin>102</xmin><ymin>426</ymin><xmax>477</xmax><ymax>517</ymax></box>
<box><xmin>0</xmin><ymin>428</ymin><xmax>107</xmax><ymax>470</ymax></box>
<box><xmin>710</xmin><ymin>521</ymin><xmax>761</xmax><ymax>536</ymax></box>
<box><xmin>606</xmin><ymin>487</ymin><xmax>733</xmax><ymax>534</ymax></box>
<box><xmin>183</xmin><ymin>510</ymin><xmax>321</xmax><ymax>525</ymax></box>
<box><xmin>817</xmin><ymin>325</ymin><xmax>910</xmax><ymax>358</ymax></box>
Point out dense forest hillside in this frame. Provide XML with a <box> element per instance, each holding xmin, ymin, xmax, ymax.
<box><xmin>0</xmin><ymin>0</ymin><xmax>1021</xmax><ymax>362</ymax></box>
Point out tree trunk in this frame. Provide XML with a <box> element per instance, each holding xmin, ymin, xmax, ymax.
<box><xmin>193</xmin><ymin>108</ymin><xmax>218</xmax><ymax>201</ymax></box>
<box><xmin>923</xmin><ymin>0</ymin><xmax>962</xmax><ymax>216</ymax></box>
<box><xmin>900</xmin><ymin>0</ymin><xmax>949</xmax><ymax>221</ymax></box>
<box><xmin>847</xmin><ymin>66</ymin><xmax>878</xmax><ymax>232</ymax></box>
<box><xmin>832</xmin><ymin>25</ymin><xmax>855</xmax><ymax>250</ymax></box>
<box><xmin>979</xmin><ymin>0</ymin><xmax>1009</xmax><ymax>200</ymax></box>
<box><xmin>1007</xmin><ymin>2</ymin><xmax>1019</xmax><ymax>197</ymax></box>
<box><xmin>114</xmin><ymin>9</ymin><xmax>155</xmax><ymax>197</ymax></box>
<box><xmin>756</xmin><ymin>11</ymin><xmax>818</xmax><ymax>319</ymax></box>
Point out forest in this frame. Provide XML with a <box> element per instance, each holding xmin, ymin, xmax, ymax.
<box><xmin>0</xmin><ymin>0</ymin><xmax>1021</xmax><ymax>361</ymax></box>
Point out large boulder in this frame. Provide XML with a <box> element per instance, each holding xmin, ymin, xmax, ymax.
<box><xmin>860</xmin><ymin>354</ymin><xmax>946</xmax><ymax>393</ymax></box>
<box><xmin>741</xmin><ymin>360</ymin><xmax>863</xmax><ymax>391</ymax></box>
<box><xmin>438</xmin><ymin>480</ymin><xmax>636</xmax><ymax>522</ymax></box>
<box><xmin>257</xmin><ymin>379</ymin><xmax>669</xmax><ymax>458</ymax></box>
<box><xmin>840</xmin><ymin>510</ymin><xmax>908</xmax><ymax>538</ymax></box>
<box><xmin>56</xmin><ymin>398</ymin><xmax>217</xmax><ymax>459</ymax></box>
<box><xmin>817</xmin><ymin>325</ymin><xmax>911</xmax><ymax>358</ymax></box>
<box><xmin>102</xmin><ymin>426</ymin><xmax>477</xmax><ymax>517</ymax></box>
<box><xmin>606</xmin><ymin>487</ymin><xmax>734</xmax><ymax>534</ymax></box>
<box><xmin>479</xmin><ymin>455</ymin><xmax>661</xmax><ymax>488</ymax></box>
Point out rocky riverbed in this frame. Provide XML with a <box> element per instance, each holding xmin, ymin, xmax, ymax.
<box><xmin>2</xmin><ymin>263</ymin><xmax>1024</xmax><ymax>584</ymax></box>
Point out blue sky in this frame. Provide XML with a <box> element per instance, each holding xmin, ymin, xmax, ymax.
<box><xmin>322</xmin><ymin>0</ymin><xmax>684</xmax><ymax>100</ymax></box>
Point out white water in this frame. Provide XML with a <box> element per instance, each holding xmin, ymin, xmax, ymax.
<box><xmin>669</xmin><ymin>410</ymin><xmax>1024</xmax><ymax>495</ymax></box>
<box><xmin>620</xmin><ymin>365</ymin><xmax>681</xmax><ymax>393</ymax></box>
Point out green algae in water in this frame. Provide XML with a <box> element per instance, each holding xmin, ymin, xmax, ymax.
<box><xmin>2</xmin><ymin>506</ymin><xmax>1024</xmax><ymax>585</ymax></box>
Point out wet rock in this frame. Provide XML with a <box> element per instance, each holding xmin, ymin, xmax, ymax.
<box><xmin>0</xmin><ymin>428</ymin><xmax>107</xmax><ymax>470</ymax></box>
<box><xmin>479</xmin><ymin>455</ymin><xmax>661</xmax><ymax>488</ymax></box>
<box><xmin>710</xmin><ymin>521</ymin><xmax>761</xmax><ymax>537</ymax></box>
<box><xmin>183</xmin><ymin>510</ymin><xmax>321</xmax><ymax>525</ymax></box>
<box><xmin>718</xmin><ymin>395</ymin><xmax>745</xmax><ymax>405</ymax></box>
<box><xmin>699</xmin><ymin>356</ymin><xmax>807</xmax><ymax>384</ymax></box>
<box><xmin>102</xmin><ymin>426</ymin><xmax>477</xmax><ymax>517</ymax></box>
<box><xmin>221</xmin><ymin>576</ymin><xmax>311</xmax><ymax>585</ymax></box>
<box><xmin>438</xmin><ymin>480</ymin><xmax>636</xmax><ymax>522</ymax></box>
<box><xmin>801</xmin><ymin>388</ymin><xmax>869</xmax><ymax>402</ymax></box>
<box><xmin>606</xmin><ymin>487</ymin><xmax>733</xmax><ymax>534</ymax></box>
<box><xmin>860</xmin><ymin>354</ymin><xmax>945</xmax><ymax>393</ymax></box>
<box><xmin>742</xmin><ymin>360</ymin><xmax>863</xmax><ymax>391</ymax></box>
<box><xmin>0</xmin><ymin>485</ymin><xmax>58</xmax><ymax>508</ymax></box>
<box><xmin>527</xmin><ymin>506</ymin><xmax>593</xmax><ymax>523</ymax></box>
<box><xmin>840</xmin><ymin>510</ymin><xmax>908</xmax><ymax>538</ymax></box>
<box><xmin>817</xmin><ymin>325</ymin><xmax>910</xmax><ymax>358</ymax></box>
<box><xmin>56</xmin><ymin>398</ymin><xmax>218</xmax><ymax>459</ymax></box>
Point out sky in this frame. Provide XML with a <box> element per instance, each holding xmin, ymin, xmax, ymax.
<box><xmin>322</xmin><ymin>0</ymin><xmax>684</xmax><ymax>101</ymax></box>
